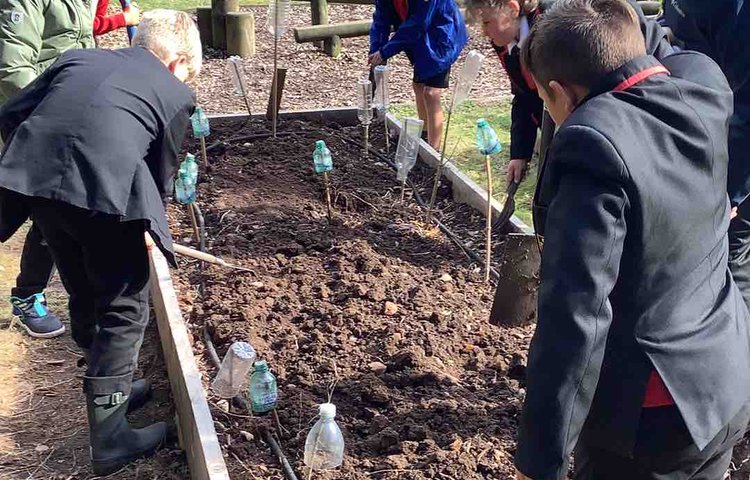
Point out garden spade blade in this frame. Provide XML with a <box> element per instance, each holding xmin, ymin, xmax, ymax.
<box><xmin>494</xmin><ymin>181</ymin><xmax>520</xmax><ymax>233</ymax></box>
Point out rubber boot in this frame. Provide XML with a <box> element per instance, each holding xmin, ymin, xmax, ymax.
<box><xmin>127</xmin><ymin>379</ymin><xmax>153</xmax><ymax>414</ymax></box>
<box><xmin>86</xmin><ymin>390</ymin><xmax>166</xmax><ymax>475</ymax></box>
<box><xmin>79</xmin><ymin>350</ymin><xmax>152</xmax><ymax>414</ymax></box>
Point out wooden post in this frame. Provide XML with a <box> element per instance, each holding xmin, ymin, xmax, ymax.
<box><xmin>310</xmin><ymin>0</ymin><xmax>342</xmax><ymax>57</ymax></box>
<box><xmin>197</xmin><ymin>7</ymin><xmax>213</xmax><ymax>48</ymax></box>
<box><xmin>484</xmin><ymin>155</ymin><xmax>492</xmax><ymax>283</ymax></box>
<box><xmin>266</xmin><ymin>67</ymin><xmax>287</xmax><ymax>120</ymax></box>
<box><xmin>211</xmin><ymin>0</ymin><xmax>240</xmax><ymax>51</ymax></box>
<box><xmin>488</xmin><ymin>234</ymin><xmax>540</xmax><ymax>327</ymax></box>
<box><xmin>226</xmin><ymin>12</ymin><xmax>256</xmax><ymax>58</ymax></box>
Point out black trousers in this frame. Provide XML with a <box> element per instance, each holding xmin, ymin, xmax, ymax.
<box><xmin>574</xmin><ymin>403</ymin><xmax>750</xmax><ymax>480</ymax></box>
<box><xmin>10</xmin><ymin>222</ymin><xmax>55</xmax><ymax>299</ymax></box>
<box><xmin>30</xmin><ymin>199</ymin><xmax>149</xmax><ymax>396</ymax></box>
<box><xmin>729</xmin><ymin>200</ymin><xmax>750</xmax><ymax>311</ymax></box>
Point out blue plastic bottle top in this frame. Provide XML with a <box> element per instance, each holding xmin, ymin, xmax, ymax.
<box><xmin>191</xmin><ymin>106</ymin><xmax>210</xmax><ymax>138</ymax></box>
<box><xmin>313</xmin><ymin>140</ymin><xmax>333</xmax><ymax>174</ymax></box>
<box><xmin>476</xmin><ymin>118</ymin><xmax>502</xmax><ymax>156</ymax></box>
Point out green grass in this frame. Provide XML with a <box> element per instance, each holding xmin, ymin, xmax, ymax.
<box><xmin>391</xmin><ymin>99</ymin><xmax>536</xmax><ymax>226</ymax></box>
<box><xmin>138</xmin><ymin>0</ymin><xmax>268</xmax><ymax>11</ymax></box>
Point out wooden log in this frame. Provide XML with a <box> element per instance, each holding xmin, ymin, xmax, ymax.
<box><xmin>226</xmin><ymin>12</ymin><xmax>256</xmax><ymax>58</ymax></box>
<box><xmin>149</xmin><ymin>248</ymin><xmax>230</xmax><ymax>480</ymax></box>
<box><xmin>211</xmin><ymin>0</ymin><xmax>240</xmax><ymax>51</ymax></box>
<box><xmin>197</xmin><ymin>7</ymin><xmax>213</xmax><ymax>48</ymax></box>
<box><xmin>294</xmin><ymin>20</ymin><xmax>372</xmax><ymax>43</ymax></box>
<box><xmin>266</xmin><ymin>67</ymin><xmax>287</xmax><ymax>120</ymax></box>
<box><xmin>310</xmin><ymin>0</ymin><xmax>342</xmax><ymax>57</ymax></box>
<box><xmin>489</xmin><ymin>234</ymin><xmax>540</xmax><ymax>327</ymax></box>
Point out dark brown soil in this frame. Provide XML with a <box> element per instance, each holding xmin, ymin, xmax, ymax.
<box><xmin>171</xmin><ymin>117</ymin><xmax>534</xmax><ymax>479</ymax></box>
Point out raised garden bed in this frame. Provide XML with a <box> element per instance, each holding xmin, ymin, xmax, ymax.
<box><xmin>166</xmin><ymin>111</ymin><xmax>537</xmax><ymax>479</ymax></box>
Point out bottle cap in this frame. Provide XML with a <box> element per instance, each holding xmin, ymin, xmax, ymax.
<box><xmin>319</xmin><ymin>403</ymin><xmax>336</xmax><ymax>418</ymax></box>
<box><xmin>254</xmin><ymin>359</ymin><xmax>269</xmax><ymax>372</ymax></box>
<box><xmin>476</xmin><ymin>118</ymin><xmax>488</xmax><ymax>128</ymax></box>
<box><xmin>315</xmin><ymin>140</ymin><xmax>326</xmax><ymax>150</ymax></box>
<box><xmin>231</xmin><ymin>341</ymin><xmax>256</xmax><ymax>360</ymax></box>
<box><xmin>185</xmin><ymin>153</ymin><xmax>196</xmax><ymax>161</ymax></box>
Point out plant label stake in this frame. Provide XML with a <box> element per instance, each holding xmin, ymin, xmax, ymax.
<box><xmin>357</xmin><ymin>78</ymin><xmax>373</xmax><ymax>155</ymax></box>
<box><xmin>426</xmin><ymin>50</ymin><xmax>485</xmax><ymax>221</ymax></box>
<box><xmin>373</xmin><ymin>65</ymin><xmax>391</xmax><ymax>153</ymax></box>
<box><xmin>394</xmin><ymin>117</ymin><xmax>424</xmax><ymax>202</ymax></box>
<box><xmin>476</xmin><ymin>118</ymin><xmax>502</xmax><ymax>283</ymax></box>
<box><xmin>268</xmin><ymin>0</ymin><xmax>290</xmax><ymax>138</ymax></box>
<box><xmin>228</xmin><ymin>56</ymin><xmax>253</xmax><ymax>117</ymax></box>
<box><xmin>313</xmin><ymin>140</ymin><xmax>334</xmax><ymax>221</ymax></box>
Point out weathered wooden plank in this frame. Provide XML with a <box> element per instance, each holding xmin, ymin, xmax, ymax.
<box><xmin>149</xmin><ymin>248</ymin><xmax>230</xmax><ymax>480</ymax></box>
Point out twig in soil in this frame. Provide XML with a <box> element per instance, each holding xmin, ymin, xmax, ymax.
<box><xmin>262</xmin><ymin>426</ymin><xmax>300</xmax><ymax>480</ymax></box>
<box><xmin>365</xmin><ymin>469</ymin><xmax>422</xmax><ymax>476</ymax></box>
<box><xmin>210</xmin><ymin>402</ymin><xmax>252</xmax><ymax>419</ymax></box>
<box><xmin>272</xmin><ymin>408</ymin><xmax>289</xmax><ymax>437</ymax></box>
<box><xmin>25</xmin><ymin>447</ymin><xmax>54</xmax><ymax>479</ymax></box>
<box><xmin>231</xmin><ymin>451</ymin><xmax>260</xmax><ymax>479</ymax></box>
<box><xmin>327</xmin><ymin>360</ymin><xmax>339</xmax><ymax>404</ymax></box>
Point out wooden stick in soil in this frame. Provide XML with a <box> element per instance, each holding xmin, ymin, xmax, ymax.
<box><xmin>262</xmin><ymin>427</ymin><xmax>300</xmax><ymax>480</ymax></box>
<box><xmin>384</xmin><ymin>117</ymin><xmax>390</xmax><ymax>153</ymax></box>
<box><xmin>363</xmin><ymin>123</ymin><xmax>369</xmax><ymax>155</ymax></box>
<box><xmin>426</xmin><ymin>106</ymin><xmax>454</xmax><ymax>222</ymax></box>
<box><xmin>322</xmin><ymin>171</ymin><xmax>333</xmax><ymax>221</ymax></box>
<box><xmin>231</xmin><ymin>60</ymin><xmax>252</xmax><ymax>116</ymax></box>
<box><xmin>187</xmin><ymin>204</ymin><xmax>201</xmax><ymax>248</ymax></box>
<box><xmin>484</xmin><ymin>155</ymin><xmax>492</xmax><ymax>283</ymax></box>
<box><xmin>272</xmin><ymin>34</ymin><xmax>279</xmax><ymax>138</ymax></box>
<box><xmin>200</xmin><ymin>136</ymin><xmax>208</xmax><ymax>166</ymax></box>
<box><xmin>400</xmin><ymin>179</ymin><xmax>406</xmax><ymax>203</ymax></box>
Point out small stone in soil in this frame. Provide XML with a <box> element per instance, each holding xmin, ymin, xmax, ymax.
<box><xmin>384</xmin><ymin>301</ymin><xmax>399</xmax><ymax>316</ymax></box>
<box><xmin>239</xmin><ymin>430</ymin><xmax>254</xmax><ymax>442</ymax></box>
<box><xmin>369</xmin><ymin>361</ymin><xmax>387</xmax><ymax>374</ymax></box>
<box><xmin>440</xmin><ymin>273</ymin><xmax>453</xmax><ymax>282</ymax></box>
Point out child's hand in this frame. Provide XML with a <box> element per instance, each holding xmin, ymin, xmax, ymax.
<box><xmin>368</xmin><ymin>52</ymin><xmax>384</xmax><ymax>66</ymax></box>
<box><xmin>731</xmin><ymin>206</ymin><xmax>738</xmax><ymax>220</ymax></box>
<box><xmin>124</xmin><ymin>3</ymin><xmax>142</xmax><ymax>26</ymax></box>
<box><xmin>144</xmin><ymin>232</ymin><xmax>156</xmax><ymax>250</ymax></box>
<box><xmin>506</xmin><ymin>159</ymin><xmax>527</xmax><ymax>187</ymax></box>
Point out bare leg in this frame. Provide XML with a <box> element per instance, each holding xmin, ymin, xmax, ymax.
<box><xmin>423</xmin><ymin>86</ymin><xmax>444</xmax><ymax>151</ymax></box>
<box><xmin>413</xmin><ymin>82</ymin><xmax>427</xmax><ymax>122</ymax></box>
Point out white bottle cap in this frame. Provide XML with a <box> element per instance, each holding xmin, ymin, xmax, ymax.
<box><xmin>319</xmin><ymin>403</ymin><xmax>336</xmax><ymax>418</ymax></box>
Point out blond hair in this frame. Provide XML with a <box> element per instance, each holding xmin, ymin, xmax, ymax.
<box><xmin>132</xmin><ymin>10</ymin><xmax>202</xmax><ymax>82</ymax></box>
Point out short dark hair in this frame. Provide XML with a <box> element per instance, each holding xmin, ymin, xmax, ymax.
<box><xmin>521</xmin><ymin>0</ymin><xmax>646</xmax><ymax>91</ymax></box>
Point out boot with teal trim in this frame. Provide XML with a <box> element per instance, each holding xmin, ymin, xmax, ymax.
<box><xmin>10</xmin><ymin>293</ymin><xmax>65</xmax><ymax>338</ymax></box>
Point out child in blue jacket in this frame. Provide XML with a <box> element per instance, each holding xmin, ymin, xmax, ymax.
<box><xmin>369</xmin><ymin>0</ymin><xmax>468</xmax><ymax>150</ymax></box>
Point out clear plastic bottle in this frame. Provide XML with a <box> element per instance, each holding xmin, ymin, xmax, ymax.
<box><xmin>227</xmin><ymin>56</ymin><xmax>248</xmax><ymax>97</ymax></box>
<box><xmin>395</xmin><ymin>117</ymin><xmax>424</xmax><ymax>182</ymax></box>
<box><xmin>373</xmin><ymin>65</ymin><xmax>390</xmax><ymax>113</ymax></box>
<box><xmin>211</xmin><ymin>342</ymin><xmax>256</xmax><ymax>399</ymax></box>
<box><xmin>304</xmin><ymin>403</ymin><xmax>344</xmax><ymax>470</ymax></box>
<box><xmin>267</xmin><ymin>0</ymin><xmax>290</xmax><ymax>38</ymax></box>
<box><xmin>313</xmin><ymin>140</ymin><xmax>333</xmax><ymax>174</ymax></box>
<box><xmin>249</xmin><ymin>360</ymin><xmax>278</xmax><ymax>414</ymax></box>
<box><xmin>191</xmin><ymin>106</ymin><xmax>210</xmax><ymax>138</ymax></box>
<box><xmin>476</xmin><ymin>118</ymin><xmax>502</xmax><ymax>156</ymax></box>
<box><xmin>174</xmin><ymin>153</ymin><xmax>199</xmax><ymax>204</ymax></box>
<box><xmin>452</xmin><ymin>50</ymin><xmax>486</xmax><ymax>111</ymax></box>
<box><xmin>357</xmin><ymin>78</ymin><xmax>373</xmax><ymax>125</ymax></box>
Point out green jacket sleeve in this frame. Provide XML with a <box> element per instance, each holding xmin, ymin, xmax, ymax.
<box><xmin>0</xmin><ymin>0</ymin><xmax>45</xmax><ymax>105</ymax></box>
